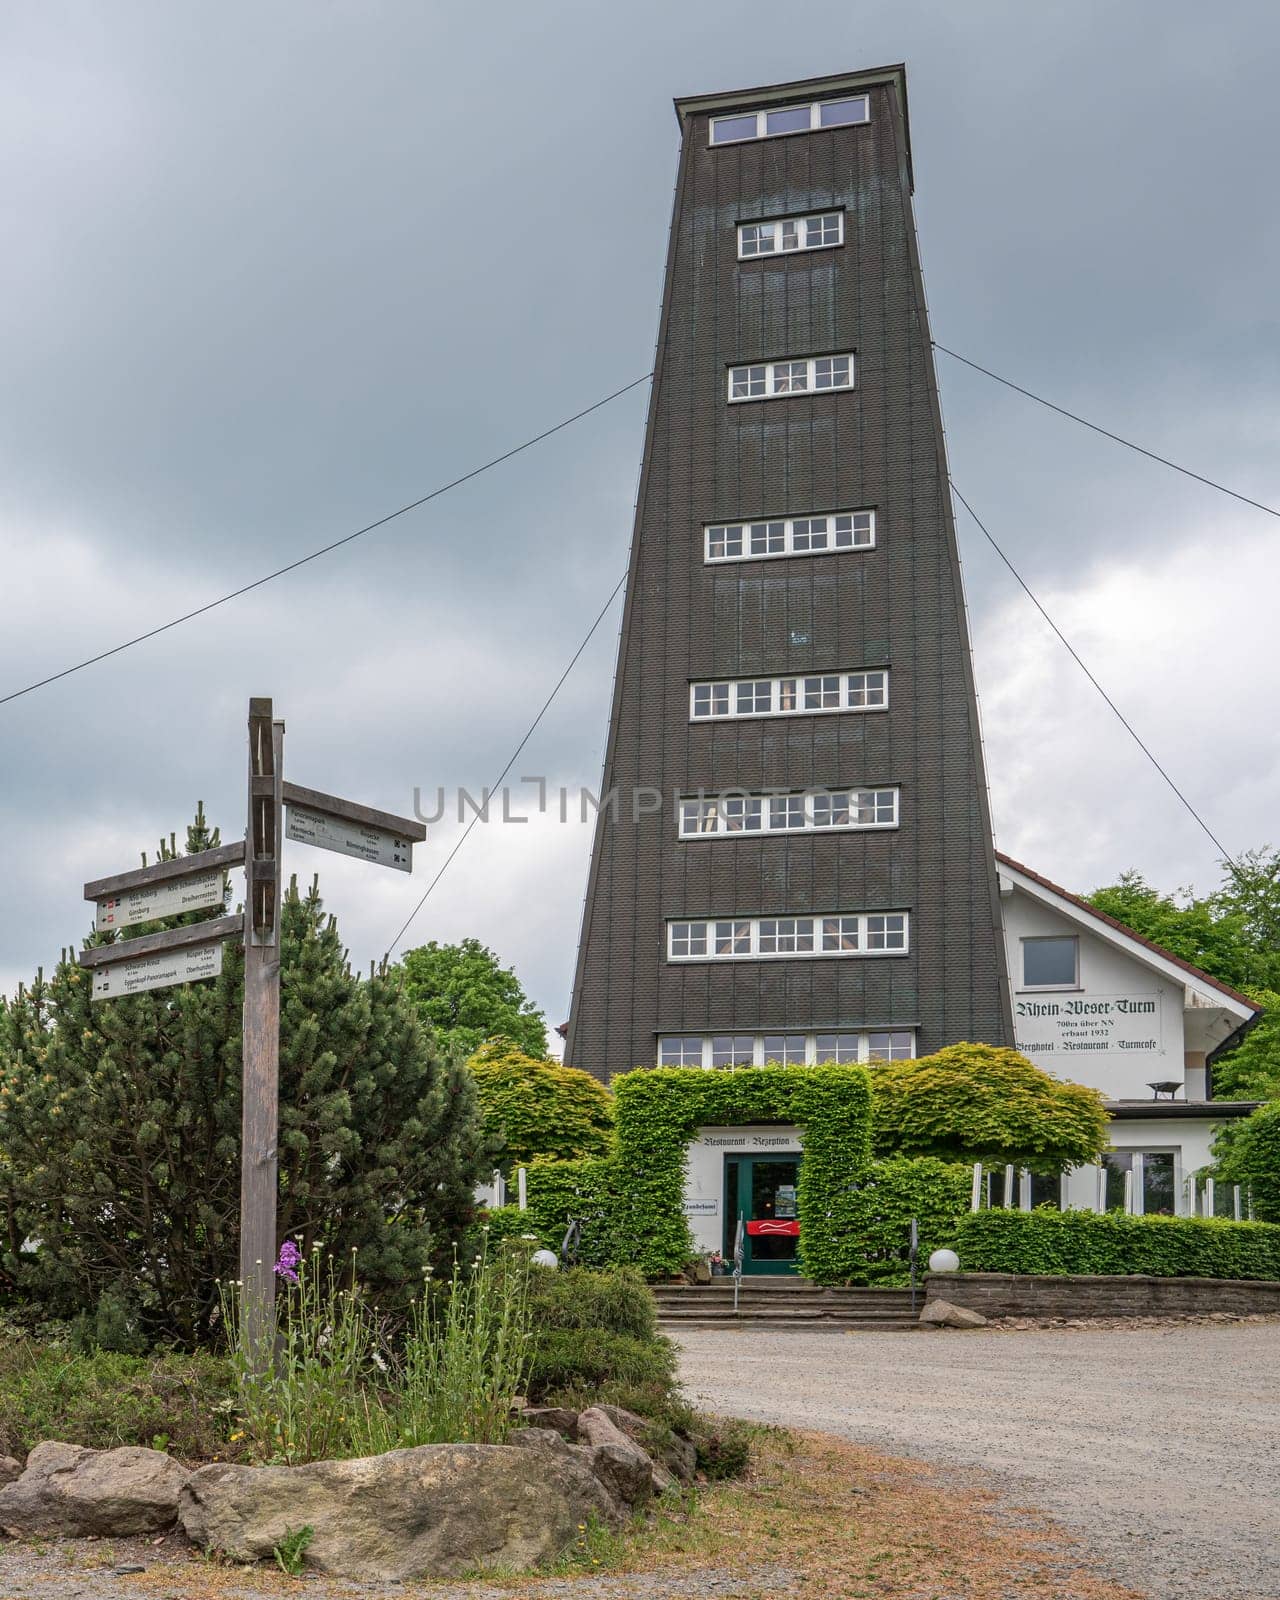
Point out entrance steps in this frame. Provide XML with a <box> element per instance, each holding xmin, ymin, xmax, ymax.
<box><xmin>653</xmin><ymin>1278</ymin><xmax>922</xmax><ymax>1332</ymax></box>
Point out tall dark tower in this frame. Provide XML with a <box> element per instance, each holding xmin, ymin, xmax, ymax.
<box><xmin>567</xmin><ymin>65</ymin><xmax>1012</xmax><ymax>1082</ymax></box>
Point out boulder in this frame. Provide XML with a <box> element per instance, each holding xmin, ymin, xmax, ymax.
<box><xmin>0</xmin><ymin>1443</ymin><xmax>189</xmax><ymax>1537</ymax></box>
<box><xmin>178</xmin><ymin>1441</ymin><xmax>621</xmax><ymax>1581</ymax></box>
<box><xmin>522</xmin><ymin>1406</ymin><xmax>580</xmax><ymax>1439</ymax></box>
<box><xmin>919</xmin><ymin>1298</ymin><xmax>988</xmax><ymax>1329</ymax></box>
<box><xmin>576</xmin><ymin>1408</ymin><xmax>654</xmax><ymax>1506</ymax></box>
<box><xmin>594</xmin><ymin>1402</ymin><xmax>696</xmax><ymax>1488</ymax></box>
<box><xmin>0</xmin><ymin>1457</ymin><xmax>21</xmax><ymax>1487</ymax></box>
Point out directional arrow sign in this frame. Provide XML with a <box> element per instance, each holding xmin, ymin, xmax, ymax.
<box><xmin>282</xmin><ymin>782</ymin><xmax>424</xmax><ymax>873</ymax></box>
<box><xmin>285</xmin><ymin>805</ymin><xmax>415</xmax><ymax>871</ymax></box>
<box><xmin>91</xmin><ymin>938</ymin><xmax>225</xmax><ymax>1000</ymax></box>
<box><xmin>95</xmin><ymin>868</ymin><xmax>226</xmax><ymax>932</ymax></box>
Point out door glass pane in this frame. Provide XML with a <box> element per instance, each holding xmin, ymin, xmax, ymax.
<box><xmin>1103</xmin><ymin>1151</ymin><xmax>1133</xmax><ymax>1210</ymax></box>
<box><xmin>750</xmin><ymin>1160</ymin><xmax>800</xmax><ymax>1260</ymax></box>
<box><xmin>723</xmin><ymin>1160</ymin><xmax>740</xmax><ymax>1259</ymax></box>
<box><xmin>1029</xmin><ymin>1171</ymin><xmax>1061</xmax><ymax>1209</ymax></box>
<box><xmin>1142</xmin><ymin>1153</ymin><xmax>1176</xmax><ymax>1216</ymax></box>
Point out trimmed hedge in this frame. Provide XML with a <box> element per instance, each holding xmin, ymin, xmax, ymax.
<box><xmin>845</xmin><ymin>1157</ymin><xmax>972</xmax><ymax>1286</ymax></box>
<box><xmin>956</xmin><ymin>1207</ymin><xmax>1280</xmax><ymax>1281</ymax></box>
<box><xmin>483</xmin><ymin>1156</ymin><xmax>631</xmax><ymax>1268</ymax></box>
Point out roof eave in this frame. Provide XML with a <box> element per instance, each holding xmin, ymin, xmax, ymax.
<box><xmin>996</xmin><ymin>852</ymin><xmax>1262</xmax><ymax>1019</ymax></box>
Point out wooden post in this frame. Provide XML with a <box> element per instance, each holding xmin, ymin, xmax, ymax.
<box><xmin>240</xmin><ymin>699</ymin><xmax>283</xmax><ymax>1369</ymax></box>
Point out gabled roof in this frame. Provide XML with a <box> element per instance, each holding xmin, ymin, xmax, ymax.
<box><xmin>995</xmin><ymin>852</ymin><xmax>1261</xmax><ymax>1016</ymax></box>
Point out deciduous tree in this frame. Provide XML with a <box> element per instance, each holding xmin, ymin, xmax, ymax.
<box><xmin>396</xmin><ymin>938</ymin><xmax>547</xmax><ymax>1059</ymax></box>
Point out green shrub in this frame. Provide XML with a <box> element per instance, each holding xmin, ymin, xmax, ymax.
<box><xmin>955</xmin><ymin>1207</ymin><xmax>1280</xmax><ymax>1279</ymax></box>
<box><xmin>0</xmin><ymin>1340</ymin><xmax>237</xmax><ymax>1461</ymax></box>
<box><xmin>526</xmin><ymin>1266</ymin><xmax>658</xmax><ymax>1342</ymax></box>
<box><xmin>526</xmin><ymin>1329</ymin><xmax>676</xmax><ymax>1399</ymax></box>
<box><xmin>1215</xmin><ymin>1100</ymin><xmax>1280</xmax><ymax>1223</ymax></box>
<box><xmin>692</xmin><ymin>1417</ymin><xmax>755</xmax><ymax>1480</ymax></box>
<box><xmin>467</xmin><ymin>1040</ymin><xmax>614</xmax><ymax>1169</ymax></box>
<box><xmin>519</xmin><ymin>1265</ymin><xmax>680</xmax><ymax>1424</ymax></box>
<box><xmin>870</xmin><ymin>1044</ymin><xmax>1108</xmax><ymax>1172</ymax></box>
<box><xmin>844</xmin><ymin>1157</ymin><xmax>972</xmax><ymax>1285</ymax></box>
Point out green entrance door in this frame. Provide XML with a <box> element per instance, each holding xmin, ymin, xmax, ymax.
<box><xmin>724</xmin><ymin>1154</ymin><xmax>801</xmax><ymax>1275</ymax></box>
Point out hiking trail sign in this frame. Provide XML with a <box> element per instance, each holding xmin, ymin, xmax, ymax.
<box><xmin>78</xmin><ymin>697</ymin><xmax>426</xmax><ymax>1368</ymax></box>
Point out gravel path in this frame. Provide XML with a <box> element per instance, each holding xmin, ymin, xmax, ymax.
<box><xmin>677</xmin><ymin>1322</ymin><xmax>1280</xmax><ymax>1600</ymax></box>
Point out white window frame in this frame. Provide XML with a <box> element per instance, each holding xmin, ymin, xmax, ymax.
<box><xmin>709</xmin><ymin>95</ymin><xmax>870</xmax><ymax>147</ymax></box>
<box><xmin>737</xmin><ymin>211</ymin><xmax>845</xmax><ymax>260</ymax></box>
<box><xmin>705</xmin><ymin>509</ymin><xmax>874</xmax><ymax>564</ymax></box>
<box><xmin>689</xmin><ymin>670</ymin><xmax>888</xmax><ymax>722</ymax></box>
<box><xmin>678</xmin><ymin>787</ymin><xmax>899</xmax><ymax>839</ymax></box>
<box><xmin>666</xmin><ymin>912</ymin><xmax>909</xmax><ymax>962</ymax></box>
<box><xmin>728</xmin><ymin>353</ymin><xmax>855</xmax><ymax>403</ymax></box>
<box><xmin>656</xmin><ymin>1029</ymin><xmax>916</xmax><ymax>1068</ymax></box>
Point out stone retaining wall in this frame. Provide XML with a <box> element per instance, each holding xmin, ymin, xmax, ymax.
<box><xmin>924</xmin><ymin>1271</ymin><xmax>1280</xmax><ymax>1319</ymax></box>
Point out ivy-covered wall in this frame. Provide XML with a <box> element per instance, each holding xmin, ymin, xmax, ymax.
<box><xmin>493</xmin><ymin>1065</ymin><xmax>872</xmax><ymax>1281</ymax></box>
<box><xmin>845</xmin><ymin>1157</ymin><xmax>973</xmax><ymax>1285</ymax></box>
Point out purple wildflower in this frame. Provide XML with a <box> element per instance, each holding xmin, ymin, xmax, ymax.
<box><xmin>274</xmin><ymin>1239</ymin><xmax>302</xmax><ymax>1284</ymax></box>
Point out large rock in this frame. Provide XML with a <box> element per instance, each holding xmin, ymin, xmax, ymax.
<box><xmin>919</xmin><ymin>1298</ymin><xmax>988</xmax><ymax>1329</ymax></box>
<box><xmin>522</xmin><ymin>1405</ymin><xmax>580</xmax><ymax>1438</ymax></box>
<box><xmin>598</xmin><ymin>1403</ymin><xmax>697</xmax><ymax>1484</ymax></box>
<box><xmin>178</xmin><ymin>1440</ymin><xmax>621</xmax><ymax>1581</ymax></box>
<box><xmin>576</xmin><ymin>1407</ymin><xmax>655</xmax><ymax>1506</ymax></box>
<box><xmin>0</xmin><ymin>1443</ymin><xmax>189</xmax><ymax>1537</ymax></box>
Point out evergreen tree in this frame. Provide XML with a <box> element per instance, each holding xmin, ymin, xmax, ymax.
<box><xmin>0</xmin><ymin>810</ymin><xmax>492</xmax><ymax>1348</ymax></box>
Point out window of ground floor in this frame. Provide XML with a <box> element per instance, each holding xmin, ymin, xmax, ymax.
<box><xmin>657</xmin><ymin>1029</ymin><xmax>916</xmax><ymax>1068</ymax></box>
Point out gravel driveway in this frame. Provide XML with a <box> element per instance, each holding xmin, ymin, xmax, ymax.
<box><xmin>678</xmin><ymin>1323</ymin><xmax>1280</xmax><ymax>1600</ymax></box>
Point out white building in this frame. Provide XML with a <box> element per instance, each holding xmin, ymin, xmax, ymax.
<box><xmin>996</xmin><ymin>853</ymin><xmax>1260</xmax><ymax>1219</ymax></box>
<box><xmin>675</xmin><ymin>854</ymin><xmax>1261</xmax><ymax>1270</ymax></box>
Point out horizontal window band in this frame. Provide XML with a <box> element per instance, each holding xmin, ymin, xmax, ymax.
<box><xmin>690</xmin><ymin>669</ymin><xmax>888</xmax><ymax>721</ymax></box>
<box><xmin>653</xmin><ymin>1024</ymin><xmax>923</xmax><ymax>1037</ymax></box>
<box><xmin>677</xmin><ymin>786</ymin><xmax>899</xmax><ymax>838</ymax></box>
<box><xmin>705</xmin><ymin>509</ymin><xmax>874</xmax><ymax>564</ymax></box>
<box><xmin>709</xmin><ymin>96</ymin><xmax>870</xmax><ymax>148</ymax></box>
<box><xmin>655</xmin><ymin>1028</ymin><xmax>916</xmax><ymax>1067</ymax></box>
<box><xmin>667</xmin><ymin>912</ymin><xmax>910</xmax><ymax>962</ymax></box>
<box><xmin>685</xmin><ymin>664</ymin><xmax>891</xmax><ymax>681</ymax></box>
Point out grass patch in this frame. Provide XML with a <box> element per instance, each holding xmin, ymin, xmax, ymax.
<box><xmin>0</xmin><ymin>1339</ymin><xmax>239</xmax><ymax>1463</ymax></box>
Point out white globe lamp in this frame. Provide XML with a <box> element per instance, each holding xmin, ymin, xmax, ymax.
<box><xmin>530</xmin><ymin>1249</ymin><xmax>559</xmax><ymax>1270</ymax></box>
<box><xmin>927</xmin><ymin>1248</ymin><xmax>960</xmax><ymax>1274</ymax></box>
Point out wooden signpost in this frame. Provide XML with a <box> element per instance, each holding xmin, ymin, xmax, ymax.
<box><xmin>79</xmin><ymin>697</ymin><xmax>426</xmax><ymax>1367</ymax></box>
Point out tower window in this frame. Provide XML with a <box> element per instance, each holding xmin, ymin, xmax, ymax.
<box><xmin>729</xmin><ymin>353</ymin><xmax>855</xmax><ymax>402</ymax></box>
<box><xmin>710</xmin><ymin>94</ymin><xmax>870</xmax><ymax>146</ymax></box>
<box><xmin>738</xmin><ymin>211</ymin><xmax>844</xmax><ymax>259</ymax></box>
<box><xmin>707</xmin><ymin>511</ymin><xmax>874</xmax><ymax>565</ymax></box>
<box><xmin>667</xmin><ymin>912</ymin><xmax>909</xmax><ymax>962</ymax></box>
<box><xmin>678</xmin><ymin>787</ymin><xmax>898</xmax><ymax>838</ymax></box>
<box><xmin>689</xmin><ymin>670</ymin><xmax>887</xmax><ymax>722</ymax></box>
<box><xmin>656</xmin><ymin>1029</ymin><xmax>915</xmax><ymax>1068</ymax></box>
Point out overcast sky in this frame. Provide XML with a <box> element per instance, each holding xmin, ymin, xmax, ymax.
<box><xmin>2</xmin><ymin>2</ymin><xmax>1277</xmax><ymax>1045</ymax></box>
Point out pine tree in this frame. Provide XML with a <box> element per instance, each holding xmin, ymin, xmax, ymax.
<box><xmin>0</xmin><ymin>809</ymin><xmax>493</xmax><ymax>1348</ymax></box>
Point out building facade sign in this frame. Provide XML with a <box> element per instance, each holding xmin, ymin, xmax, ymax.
<box><xmin>1014</xmin><ymin>993</ymin><xmax>1164</xmax><ymax>1061</ymax></box>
